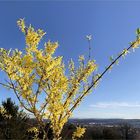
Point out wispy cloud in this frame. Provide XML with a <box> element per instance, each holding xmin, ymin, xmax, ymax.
<box><xmin>89</xmin><ymin>102</ymin><xmax>140</xmax><ymax>108</ymax></box>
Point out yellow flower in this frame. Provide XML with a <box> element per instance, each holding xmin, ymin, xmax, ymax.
<box><xmin>17</xmin><ymin>18</ymin><xmax>26</xmax><ymax>33</ymax></box>
<box><xmin>28</xmin><ymin>127</ymin><xmax>39</xmax><ymax>133</ymax></box>
<box><xmin>45</xmin><ymin>41</ymin><xmax>58</xmax><ymax>55</ymax></box>
<box><xmin>79</xmin><ymin>55</ymin><xmax>85</xmax><ymax>61</ymax></box>
<box><xmin>72</xmin><ymin>126</ymin><xmax>86</xmax><ymax>140</ymax></box>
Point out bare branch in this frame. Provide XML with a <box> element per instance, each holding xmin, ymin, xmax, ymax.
<box><xmin>67</xmin><ymin>41</ymin><xmax>136</xmax><ymax>115</ymax></box>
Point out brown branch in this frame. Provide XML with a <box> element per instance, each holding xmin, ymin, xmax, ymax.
<box><xmin>39</xmin><ymin>100</ymin><xmax>48</xmax><ymax>113</ymax></box>
<box><xmin>67</xmin><ymin>41</ymin><xmax>136</xmax><ymax>116</ymax></box>
<box><xmin>8</xmin><ymin>76</ymin><xmax>33</xmax><ymax>113</ymax></box>
<box><xmin>33</xmin><ymin>111</ymin><xmax>47</xmax><ymax>139</ymax></box>
<box><xmin>16</xmin><ymin>78</ymin><xmax>33</xmax><ymax>109</ymax></box>
<box><xmin>59</xmin><ymin>61</ymin><xmax>95</xmax><ymax>122</ymax></box>
<box><xmin>0</xmin><ymin>82</ymin><xmax>12</xmax><ymax>89</ymax></box>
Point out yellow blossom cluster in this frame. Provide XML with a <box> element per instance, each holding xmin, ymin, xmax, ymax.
<box><xmin>72</xmin><ymin>126</ymin><xmax>86</xmax><ymax>140</ymax></box>
<box><xmin>132</xmin><ymin>38</ymin><xmax>140</xmax><ymax>49</ymax></box>
<box><xmin>17</xmin><ymin>18</ymin><xmax>46</xmax><ymax>51</ymax></box>
<box><xmin>45</xmin><ymin>41</ymin><xmax>58</xmax><ymax>55</ymax></box>
<box><xmin>28</xmin><ymin>127</ymin><xmax>39</xmax><ymax>140</ymax></box>
<box><xmin>0</xmin><ymin>107</ymin><xmax>12</xmax><ymax>119</ymax></box>
<box><xmin>28</xmin><ymin>127</ymin><xmax>39</xmax><ymax>133</ymax></box>
<box><xmin>25</xmin><ymin>26</ymin><xmax>45</xmax><ymax>48</ymax></box>
<box><xmin>17</xmin><ymin>18</ymin><xmax>26</xmax><ymax>33</ymax></box>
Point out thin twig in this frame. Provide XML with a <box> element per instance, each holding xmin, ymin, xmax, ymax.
<box><xmin>0</xmin><ymin>82</ymin><xmax>12</xmax><ymax>89</ymax></box>
<box><xmin>67</xmin><ymin>41</ymin><xmax>136</xmax><ymax>115</ymax></box>
<box><xmin>88</xmin><ymin>40</ymin><xmax>91</xmax><ymax>61</ymax></box>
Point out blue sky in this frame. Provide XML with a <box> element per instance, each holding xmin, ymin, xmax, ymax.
<box><xmin>0</xmin><ymin>1</ymin><xmax>140</xmax><ymax>119</ymax></box>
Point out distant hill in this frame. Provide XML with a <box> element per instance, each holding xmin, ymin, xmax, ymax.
<box><xmin>68</xmin><ymin>118</ymin><xmax>140</xmax><ymax>128</ymax></box>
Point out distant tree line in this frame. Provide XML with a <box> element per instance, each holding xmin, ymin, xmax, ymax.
<box><xmin>82</xmin><ymin>124</ymin><xmax>140</xmax><ymax>140</ymax></box>
<box><xmin>0</xmin><ymin>98</ymin><xmax>140</xmax><ymax>140</ymax></box>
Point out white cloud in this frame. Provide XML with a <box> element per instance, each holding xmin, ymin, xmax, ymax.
<box><xmin>89</xmin><ymin>102</ymin><xmax>140</xmax><ymax>108</ymax></box>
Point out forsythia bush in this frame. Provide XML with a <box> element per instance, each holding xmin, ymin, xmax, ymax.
<box><xmin>0</xmin><ymin>19</ymin><xmax>139</xmax><ymax>140</ymax></box>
